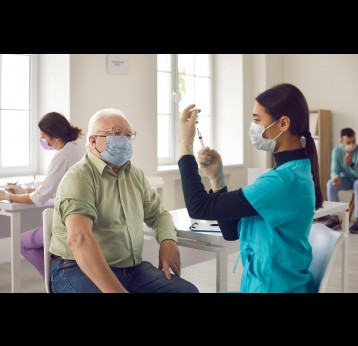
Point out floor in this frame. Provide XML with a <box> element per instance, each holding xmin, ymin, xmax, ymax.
<box><xmin>0</xmin><ymin>221</ymin><xmax>357</xmax><ymax>293</ymax></box>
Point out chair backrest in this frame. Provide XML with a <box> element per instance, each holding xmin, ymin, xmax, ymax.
<box><xmin>42</xmin><ymin>208</ymin><xmax>54</xmax><ymax>293</ymax></box>
<box><xmin>308</xmin><ymin>223</ymin><xmax>345</xmax><ymax>293</ymax></box>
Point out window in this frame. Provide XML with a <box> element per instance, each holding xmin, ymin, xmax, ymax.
<box><xmin>0</xmin><ymin>54</ymin><xmax>38</xmax><ymax>176</ymax></box>
<box><xmin>157</xmin><ymin>54</ymin><xmax>213</xmax><ymax>167</ymax></box>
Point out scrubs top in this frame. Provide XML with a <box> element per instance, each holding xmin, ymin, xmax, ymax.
<box><xmin>241</xmin><ymin>159</ymin><xmax>316</xmax><ymax>293</ymax></box>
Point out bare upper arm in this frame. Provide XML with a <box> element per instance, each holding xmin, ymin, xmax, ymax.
<box><xmin>65</xmin><ymin>214</ymin><xmax>94</xmax><ymax>241</ymax></box>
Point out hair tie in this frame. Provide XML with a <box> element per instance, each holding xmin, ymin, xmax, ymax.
<box><xmin>300</xmin><ymin>136</ymin><xmax>307</xmax><ymax>148</ymax></box>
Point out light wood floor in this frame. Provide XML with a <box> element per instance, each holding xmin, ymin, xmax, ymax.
<box><xmin>0</xmin><ymin>222</ymin><xmax>357</xmax><ymax>293</ymax></box>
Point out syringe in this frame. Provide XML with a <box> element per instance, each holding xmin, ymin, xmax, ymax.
<box><xmin>197</xmin><ymin>128</ymin><xmax>205</xmax><ymax>148</ymax></box>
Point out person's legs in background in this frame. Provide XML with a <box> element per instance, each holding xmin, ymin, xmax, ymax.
<box><xmin>21</xmin><ymin>226</ymin><xmax>44</xmax><ymax>277</ymax></box>
<box><xmin>326</xmin><ymin>177</ymin><xmax>355</xmax><ymax>230</ymax></box>
<box><xmin>349</xmin><ymin>179</ymin><xmax>358</xmax><ymax>234</ymax></box>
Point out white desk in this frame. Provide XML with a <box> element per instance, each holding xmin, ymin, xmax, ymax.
<box><xmin>144</xmin><ymin>208</ymin><xmax>232</xmax><ymax>292</ymax></box>
<box><xmin>0</xmin><ymin>199</ymin><xmax>54</xmax><ymax>293</ymax></box>
<box><xmin>145</xmin><ymin>201</ymin><xmax>349</xmax><ymax>293</ymax></box>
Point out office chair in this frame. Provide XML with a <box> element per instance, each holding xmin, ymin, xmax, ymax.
<box><xmin>42</xmin><ymin>208</ymin><xmax>54</xmax><ymax>293</ymax></box>
<box><xmin>308</xmin><ymin>222</ymin><xmax>345</xmax><ymax>293</ymax></box>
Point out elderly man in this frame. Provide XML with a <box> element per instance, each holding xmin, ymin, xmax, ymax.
<box><xmin>49</xmin><ymin>108</ymin><xmax>199</xmax><ymax>293</ymax></box>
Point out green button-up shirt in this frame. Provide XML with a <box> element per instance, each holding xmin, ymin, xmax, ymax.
<box><xmin>50</xmin><ymin>152</ymin><xmax>177</xmax><ymax>268</ymax></box>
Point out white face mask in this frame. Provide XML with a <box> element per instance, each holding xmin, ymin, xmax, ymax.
<box><xmin>345</xmin><ymin>144</ymin><xmax>357</xmax><ymax>152</ymax></box>
<box><xmin>249</xmin><ymin>120</ymin><xmax>282</xmax><ymax>152</ymax></box>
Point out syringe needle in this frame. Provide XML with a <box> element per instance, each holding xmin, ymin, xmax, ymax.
<box><xmin>197</xmin><ymin>128</ymin><xmax>205</xmax><ymax>148</ymax></box>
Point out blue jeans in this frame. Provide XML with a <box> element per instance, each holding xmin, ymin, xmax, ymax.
<box><xmin>50</xmin><ymin>255</ymin><xmax>199</xmax><ymax>293</ymax></box>
<box><xmin>327</xmin><ymin>177</ymin><xmax>358</xmax><ymax>218</ymax></box>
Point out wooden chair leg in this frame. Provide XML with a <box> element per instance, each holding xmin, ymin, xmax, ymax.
<box><xmin>348</xmin><ymin>193</ymin><xmax>354</xmax><ymax>221</ymax></box>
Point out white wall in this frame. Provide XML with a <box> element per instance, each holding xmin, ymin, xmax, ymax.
<box><xmin>283</xmin><ymin>54</ymin><xmax>358</xmax><ymax>147</ymax></box>
<box><xmin>38</xmin><ymin>54</ymin><xmax>71</xmax><ymax>175</ymax></box>
<box><xmin>69</xmin><ymin>54</ymin><xmax>158</xmax><ymax>176</ymax></box>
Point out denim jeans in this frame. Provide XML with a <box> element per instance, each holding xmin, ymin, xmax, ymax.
<box><xmin>50</xmin><ymin>255</ymin><xmax>199</xmax><ymax>293</ymax></box>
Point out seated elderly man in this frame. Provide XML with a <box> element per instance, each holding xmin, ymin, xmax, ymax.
<box><xmin>49</xmin><ymin>108</ymin><xmax>199</xmax><ymax>293</ymax></box>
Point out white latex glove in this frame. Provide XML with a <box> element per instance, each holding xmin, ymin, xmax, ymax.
<box><xmin>6</xmin><ymin>183</ymin><xmax>27</xmax><ymax>194</ymax></box>
<box><xmin>198</xmin><ymin>147</ymin><xmax>227</xmax><ymax>192</ymax></box>
<box><xmin>179</xmin><ymin>104</ymin><xmax>201</xmax><ymax>158</ymax></box>
<box><xmin>0</xmin><ymin>188</ymin><xmax>12</xmax><ymax>202</ymax></box>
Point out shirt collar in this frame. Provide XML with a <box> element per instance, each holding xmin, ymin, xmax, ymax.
<box><xmin>87</xmin><ymin>152</ymin><xmax>131</xmax><ymax>175</ymax></box>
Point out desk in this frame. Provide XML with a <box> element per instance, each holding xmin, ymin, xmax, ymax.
<box><xmin>0</xmin><ymin>199</ymin><xmax>54</xmax><ymax>293</ymax></box>
<box><xmin>144</xmin><ymin>208</ymin><xmax>232</xmax><ymax>292</ymax></box>
<box><xmin>145</xmin><ymin>201</ymin><xmax>349</xmax><ymax>293</ymax></box>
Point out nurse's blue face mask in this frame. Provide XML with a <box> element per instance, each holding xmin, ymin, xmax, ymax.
<box><xmin>94</xmin><ymin>127</ymin><xmax>136</xmax><ymax>166</ymax></box>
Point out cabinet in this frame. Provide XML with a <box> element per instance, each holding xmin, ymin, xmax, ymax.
<box><xmin>310</xmin><ymin>110</ymin><xmax>331</xmax><ymax>200</ymax></box>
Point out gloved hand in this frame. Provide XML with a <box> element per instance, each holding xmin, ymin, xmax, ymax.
<box><xmin>6</xmin><ymin>183</ymin><xmax>27</xmax><ymax>194</ymax></box>
<box><xmin>179</xmin><ymin>104</ymin><xmax>201</xmax><ymax>158</ymax></box>
<box><xmin>198</xmin><ymin>147</ymin><xmax>227</xmax><ymax>192</ymax></box>
<box><xmin>0</xmin><ymin>188</ymin><xmax>12</xmax><ymax>202</ymax></box>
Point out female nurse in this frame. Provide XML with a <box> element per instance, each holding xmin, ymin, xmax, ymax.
<box><xmin>178</xmin><ymin>83</ymin><xmax>323</xmax><ymax>293</ymax></box>
<box><xmin>0</xmin><ymin>112</ymin><xmax>85</xmax><ymax>278</ymax></box>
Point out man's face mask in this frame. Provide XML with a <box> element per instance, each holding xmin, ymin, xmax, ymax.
<box><xmin>345</xmin><ymin>143</ymin><xmax>357</xmax><ymax>152</ymax></box>
<box><xmin>96</xmin><ymin>135</ymin><xmax>133</xmax><ymax>166</ymax></box>
<box><xmin>248</xmin><ymin>120</ymin><xmax>282</xmax><ymax>152</ymax></box>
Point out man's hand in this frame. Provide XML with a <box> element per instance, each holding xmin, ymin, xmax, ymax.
<box><xmin>0</xmin><ymin>189</ymin><xmax>12</xmax><ymax>202</ymax></box>
<box><xmin>344</xmin><ymin>151</ymin><xmax>353</xmax><ymax>166</ymax></box>
<box><xmin>332</xmin><ymin>176</ymin><xmax>341</xmax><ymax>187</ymax></box>
<box><xmin>158</xmin><ymin>239</ymin><xmax>181</xmax><ymax>279</ymax></box>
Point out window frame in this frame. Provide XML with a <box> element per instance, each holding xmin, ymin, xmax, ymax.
<box><xmin>157</xmin><ymin>54</ymin><xmax>214</xmax><ymax>167</ymax></box>
<box><xmin>0</xmin><ymin>54</ymin><xmax>38</xmax><ymax>177</ymax></box>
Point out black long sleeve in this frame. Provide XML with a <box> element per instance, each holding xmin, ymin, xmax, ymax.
<box><xmin>178</xmin><ymin>155</ymin><xmax>258</xmax><ymax>240</ymax></box>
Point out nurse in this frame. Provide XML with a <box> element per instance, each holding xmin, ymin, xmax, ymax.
<box><xmin>0</xmin><ymin>112</ymin><xmax>85</xmax><ymax>278</ymax></box>
<box><xmin>178</xmin><ymin>83</ymin><xmax>323</xmax><ymax>293</ymax></box>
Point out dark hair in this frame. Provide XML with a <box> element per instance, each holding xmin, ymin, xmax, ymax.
<box><xmin>38</xmin><ymin>112</ymin><xmax>83</xmax><ymax>142</ymax></box>
<box><xmin>341</xmin><ymin>127</ymin><xmax>355</xmax><ymax>138</ymax></box>
<box><xmin>256</xmin><ymin>83</ymin><xmax>323</xmax><ymax>210</ymax></box>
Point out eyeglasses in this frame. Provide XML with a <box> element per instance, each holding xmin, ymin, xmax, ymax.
<box><xmin>95</xmin><ymin>127</ymin><xmax>136</xmax><ymax>140</ymax></box>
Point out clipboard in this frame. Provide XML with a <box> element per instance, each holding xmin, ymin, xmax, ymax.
<box><xmin>189</xmin><ymin>219</ymin><xmax>221</xmax><ymax>233</ymax></box>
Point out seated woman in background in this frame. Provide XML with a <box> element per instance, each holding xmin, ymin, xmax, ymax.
<box><xmin>0</xmin><ymin>112</ymin><xmax>85</xmax><ymax>277</ymax></box>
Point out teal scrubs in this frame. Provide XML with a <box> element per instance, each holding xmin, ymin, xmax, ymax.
<box><xmin>240</xmin><ymin>159</ymin><xmax>316</xmax><ymax>293</ymax></box>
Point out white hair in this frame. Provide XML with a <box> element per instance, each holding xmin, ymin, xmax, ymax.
<box><xmin>86</xmin><ymin>108</ymin><xmax>132</xmax><ymax>152</ymax></box>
